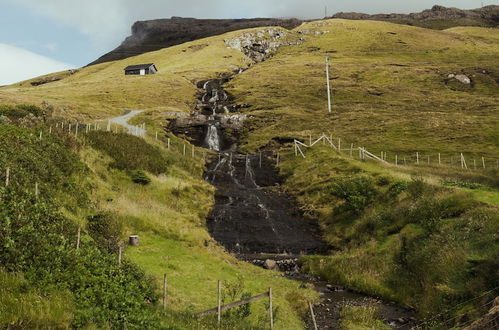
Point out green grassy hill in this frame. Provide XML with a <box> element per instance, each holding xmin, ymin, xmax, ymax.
<box><xmin>0</xmin><ymin>29</ymin><xmax>258</xmax><ymax>119</ymax></box>
<box><xmin>0</xmin><ymin>18</ymin><xmax>498</xmax><ymax>329</ymax></box>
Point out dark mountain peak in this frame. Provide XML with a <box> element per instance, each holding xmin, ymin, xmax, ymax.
<box><xmin>88</xmin><ymin>17</ymin><xmax>302</xmax><ymax>66</ymax></box>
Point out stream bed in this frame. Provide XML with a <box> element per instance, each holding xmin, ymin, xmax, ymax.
<box><xmin>168</xmin><ymin>73</ymin><xmax>418</xmax><ymax>329</ymax></box>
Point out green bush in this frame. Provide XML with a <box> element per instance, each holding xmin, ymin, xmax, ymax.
<box><xmin>87</xmin><ymin>212</ymin><xmax>123</xmax><ymax>253</ymax></box>
<box><xmin>0</xmin><ymin>104</ymin><xmax>44</xmax><ymax>119</ymax></box>
<box><xmin>331</xmin><ymin>176</ymin><xmax>378</xmax><ymax>215</ymax></box>
<box><xmin>0</xmin><ymin>125</ymin><xmax>161</xmax><ymax>328</ymax></box>
<box><xmin>0</xmin><ymin>125</ymin><xmax>87</xmax><ymax>208</ymax></box>
<box><xmin>0</xmin><ymin>187</ymin><xmax>161</xmax><ymax>329</ymax></box>
<box><xmin>86</xmin><ymin>131</ymin><xmax>170</xmax><ymax>174</ymax></box>
<box><xmin>130</xmin><ymin>169</ymin><xmax>151</xmax><ymax>185</ymax></box>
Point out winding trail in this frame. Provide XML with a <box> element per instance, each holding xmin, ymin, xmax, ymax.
<box><xmin>108</xmin><ymin>110</ymin><xmax>146</xmax><ymax>135</ymax></box>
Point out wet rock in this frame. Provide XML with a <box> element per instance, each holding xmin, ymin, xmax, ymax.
<box><xmin>264</xmin><ymin>259</ymin><xmax>278</xmax><ymax>270</ymax></box>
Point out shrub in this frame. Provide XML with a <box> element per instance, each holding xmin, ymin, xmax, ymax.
<box><xmin>87</xmin><ymin>212</ymin><xmax>123</xmax><ymax>253</ymax></box>
<box><xmin>0</xmin><ymin>125</ymin><xmax>87</xmax><ymax>208</ymax></box>
<box><xmin>0</xmin><ymin>104</ymin><xmax>44</xmax><ymax>119</ymax></box>
<box><xmin>86</xmin><ymin>131</ymin><xmax>170</xmax><ymax>174</ymax></box>
<box><xmin>0</xmin><ymin>187</ymin><xmax>161</xmax><ymax>329</ymax></box>
<box><xmin>130</xmin><ymin>170</ymin><xmax>151</xmax><ymax>185</ymax></box>
<box><xmin>331</xmin><ymin>176</ymin><xmax>378</xmax><ymax>215</ymax></box>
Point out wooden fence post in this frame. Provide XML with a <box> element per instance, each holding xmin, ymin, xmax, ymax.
<box><xmin>350</xmin><ymin>143</ymin><xmax>353</xmax><ymax>157</ymax></box>
<box><xmin>309</xmin><ymin>302</ymin><xmax>318</xmax><ymax>330</ymax></box>
<box><xmin>155</xmin><ymin>132</ymin><xmax>158</xmax><ymax>140</ymax></box>
<box><xmin>75</xmin><ymin>123</ymin><xmax>79</xmax><ymax>137</ymax></box>
<box><xmin>163</xmin><ymin>274</ymin><xmax>168</xmax><ymax>310</ymax></box>
<box><xmin>167</xmin><ymin>138</ymin><xmax>171</xmax><ymax>150</ymax></box>
<box><xmin>5</xmin><ymin>167</ymin><xmax>10</xmax><ymax>186</ymax></box>
<box><xmin>276</xmin><ymin>153</ymin><xmax>280</xmax><ymax>166</ymax></box>
<box><xmin>118</xmin><ymin>245</ymin><xmax>122</xmax><ymax>266</ymax></box>
<box><xmin>269</xmin><ymin>288</ymin><xmax>274</xmax><ymax>329</ymax></box>
<box><xmin>404</xmin><ymin>157</ymin><xmax>407</xmax><ymax>166</ymax></box>
<box><xmin>438</xmin><ymin>153</ymin><xmax>441</xmax><ymax>165</ymax></box>
<box><xmin>395</xmin><ymin>155</ymin><xmax>398</xmax><ymax>166</ymax></box>
<box><xmin>474</xmin><ymin>159</ymin><xmax>477</xmax><ymax>170</ymax></box>
<box><xmin>416</xmin><ymin>152</ymin><xmax>419</xmax><ymax>165</ymax></box>
<box><xmin>338</xmin><ymin>138</ymin><xmax>341</xmax><ymax>151</ymax></box>
<box><xmin>183</xmin><ymin>143</ymin><xmax>186</xmax><ymax>156</ymax></box>
<box><xmin>76</xmin><ymin>227</ymin><xmax>81</xmax><ymax>250</ymax></box>
<box><xmin>309</xmin><ymin>134</ymin><xmax>312</xmax><ymax>146</ymax></box>
<box><xmin>35</xmin><ymin>182</ymin><xmax>39</xmax><ymax>199</ymax></box>
<box><xmin>217</xmin><ymin>280</ymin><xmax>222</xmax><ymax>325</ymax></box>
<box><xmin>427</xmin><ymin>155</ymin><xmax>430</xmax><ymax>165</ymax></box>
<box><xmin>39</xmin><ymin>131</ymin><xmax>43</xmax><ymax>140</ymax></box>
<box><xmin>482</xmin><ymin>157</ymin><xmax>486</xmax><ymax>169</ymax></box>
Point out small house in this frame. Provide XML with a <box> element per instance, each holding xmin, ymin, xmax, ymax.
<box><xmin>124</xmin><ymin>63</ymin><xmax>158</xmax><ymax>75</ymax></box>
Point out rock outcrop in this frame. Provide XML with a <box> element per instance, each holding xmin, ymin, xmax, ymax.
<box><xmin>88</xmin><ymin>17</ymin><xmax>302</xmax><ymax>66</ymax></box>
<box><xmin>224</xmin><ymin>28</ymin><xmax>301</xmax><ymax>62</ymax></box>
<box><xmin>332</xmin><ymin>5</ymin><xmax>499</xmax><ymax>29</ymax></box>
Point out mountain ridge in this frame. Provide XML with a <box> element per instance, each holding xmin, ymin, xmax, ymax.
<box><xmin>332</xmin><ymin>5</ymin><xmax>499</xmax><ymax>29</ymax></box>
<box><xmin>88</xmin><ymin>6</ymin><xmax>498</xmax><ymax>66</ymax></box>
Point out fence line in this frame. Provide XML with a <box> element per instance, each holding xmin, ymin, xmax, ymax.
<box><xmin>293</xmin><ymin>133</ymin><xmax>498</xmax><ymax>171</ymax></box>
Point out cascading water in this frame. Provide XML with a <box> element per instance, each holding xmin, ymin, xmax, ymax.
<box><xmin>204</xmin><ymin>123</ymin><xmax>221</xmax><ymax>151</ymax></box>
<box><xmin>170</xmin><ymin>69</ymin><xmax>418</xmax><ymax>329</ymax></box>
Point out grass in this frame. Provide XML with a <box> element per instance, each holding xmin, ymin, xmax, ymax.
<box><xmin>227</xmin><ymin>20</ymin><xmax>498</xmax><ymax>162</ymax></box>
<box><xmin>0</xmin><ymin>271</ymin><xmax>74</xmax><ymax>328</ymax></box>
<box><xmin>0</xmin><ymin>27</ymin><xmax>276</xmax><ymax>119</ymax></box>
<box><xmin>276</xmin><ymin>145</ymin><xmax>498</xmax><ymax>325</ymax></box>
<box><xmin>340</xmin><ymin>305</ymin><xmax>390</xmax><ymax>330</ymax></box>
<box><xmin>81</xmin><ymin>132</ymin><xmax>317</xmax><ymax>329</ymax></box>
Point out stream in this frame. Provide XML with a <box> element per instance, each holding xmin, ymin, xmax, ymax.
<box><xmin>168</xmin><ymin>72</ymin><xmax>418</xmax><ymax>329</ymax></box>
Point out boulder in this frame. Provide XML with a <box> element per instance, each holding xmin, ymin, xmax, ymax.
<box><xmin>455</xmin><ymin>74</ymin><xmax>471</xmax><ymax>84</ymax></box>
<box><xmin>263</xmin><ymin>259</ymin><xmax>278</xmax><ymax>270</ymax></box>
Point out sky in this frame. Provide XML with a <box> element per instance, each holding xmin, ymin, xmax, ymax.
<box><xmin>0</xmin><ymin>0</ymin><xmax>488</xmax><ymax>85</ymax></box>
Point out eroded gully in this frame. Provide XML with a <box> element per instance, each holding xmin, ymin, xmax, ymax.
<box><xmin>168</xmin><ymin>71</ymin><xmax>417</xmax><ymax>329</ymax></box>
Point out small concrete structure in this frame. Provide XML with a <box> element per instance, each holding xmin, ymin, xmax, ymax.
<box><xmin>124</xmin><ymin>63</ymin><xmax>158</xmax><ymax>75</ymax></box>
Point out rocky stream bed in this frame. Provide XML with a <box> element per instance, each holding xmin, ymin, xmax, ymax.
<box><xmin>167</xmin><ymin>34</ymin><xmax>418</xmax><ymax>328</ymax></box>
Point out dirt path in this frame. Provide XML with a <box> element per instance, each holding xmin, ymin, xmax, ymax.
<box><xmin>108</xmin><ymin>110</ymin><xmax>145</xmax><ymax>135</ymax></box>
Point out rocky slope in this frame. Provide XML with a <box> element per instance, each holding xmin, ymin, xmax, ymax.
<box><xmin>332</xmin><ymin>5</ymin><xmax>499</xmax><ymax>29</ymax></box>
<box><xmin>88</xmin><ymin>17</ymin><xmax>302</xmax><ymax>65</ymax></box>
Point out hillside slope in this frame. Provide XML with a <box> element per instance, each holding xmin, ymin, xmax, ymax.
<box><xmin>89</xmin><ymin>17</ymin><xmax>302</xmax><ymax>65</ymax></box>
<box><xmin>228</xmin><ymin>19</ymin><xmax>499</xmax><ymax>160</ymax></box>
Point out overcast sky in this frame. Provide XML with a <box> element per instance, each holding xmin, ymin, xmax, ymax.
<box><xmin>0</xmin><ymin>0</ymin><xmax>490</xmax><ymax>85</ymax></box>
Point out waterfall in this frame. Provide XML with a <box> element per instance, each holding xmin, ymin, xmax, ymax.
<box><xmin>204</xmin><ymin>123</ymin><xmax>221</xmax><ymax>151</ymax></box>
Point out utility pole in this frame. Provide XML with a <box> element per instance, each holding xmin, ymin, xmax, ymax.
<box><xmin>325</xmin><ymin>5</ymin><xmax>328</xmax><ymax>18</ymax></box>
<box><xmin>326</xmin><ymin>55</ymin><xmax>332</xmax><ymax>113</ymax></box>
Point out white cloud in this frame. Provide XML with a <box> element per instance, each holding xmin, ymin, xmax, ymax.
<box><xmin>0</xmin><ymin>43</ymin><xmax>74</xmax><ymax>86</ymax></box>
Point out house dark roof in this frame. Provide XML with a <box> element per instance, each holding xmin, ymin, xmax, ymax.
<box><xmin>124</xmin><ymin>63</ymin><xmax>156</xmax><ymax>71</ymax></box>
